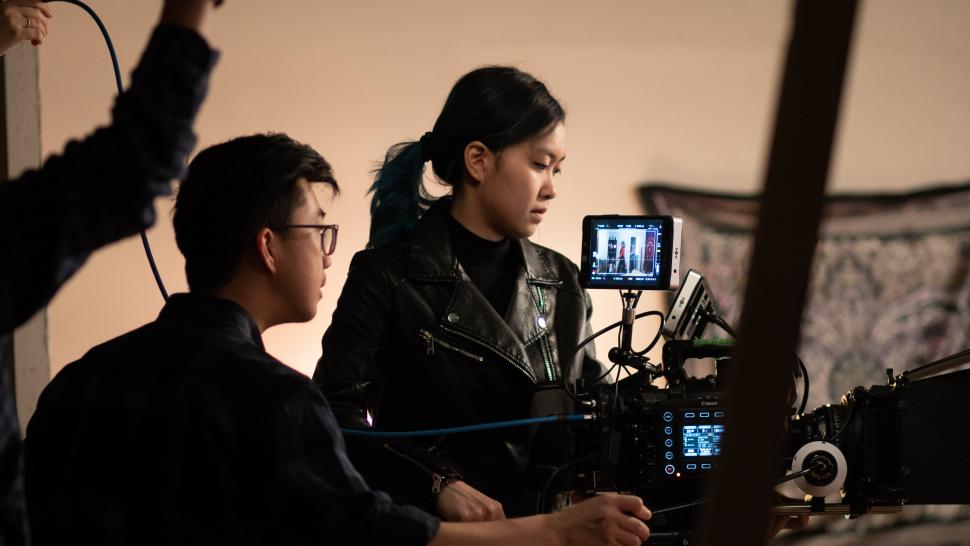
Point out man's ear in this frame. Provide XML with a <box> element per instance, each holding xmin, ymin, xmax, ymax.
<box><xmin>463</xmin><ymin>141</ymin><xmax>493</xmax><ymax>187</ymax></box>
<box><xmin>255</xmin><ymin>227</ymin><xmax>278</xmax><ymax>274</ymax></box>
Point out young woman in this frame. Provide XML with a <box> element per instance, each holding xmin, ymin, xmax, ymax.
<box><xmin>314</xmin><ymin>66</ymin><xmax>605</xmax><ymax>522</ymax></box>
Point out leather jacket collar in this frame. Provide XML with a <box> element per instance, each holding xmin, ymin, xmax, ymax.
<box><xmin>406</xmin><ymin>198</ymin><xmax>562</xmax><ymax>286</ymax></box>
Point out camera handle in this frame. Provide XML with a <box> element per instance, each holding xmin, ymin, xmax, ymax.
<box><xmin>606</xmin><ymin>290</ymin><xmax>658</xmax><ymax>375</ymax></box>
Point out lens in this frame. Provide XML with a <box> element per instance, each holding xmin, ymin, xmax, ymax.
<box><xmin>321</xmin><ymin>226</ymin><xmax>338</xmax><ymax>255</ymax></box>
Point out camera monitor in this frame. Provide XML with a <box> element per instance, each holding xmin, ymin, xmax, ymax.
<box><xmin>580</xmin><ymin>215</ymin><xmax>682</xmax><ymax>290</ymax></box>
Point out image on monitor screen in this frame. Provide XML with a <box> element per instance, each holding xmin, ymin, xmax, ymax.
<box><xmin>586</xmin><ymin>217</ymin><xmax>666</xmax><ymax>288</ymax></box>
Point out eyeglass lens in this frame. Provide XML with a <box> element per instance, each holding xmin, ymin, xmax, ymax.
<box><xmin>321</xmin><ymin>226</ymin><xmax>337</xmax><ymax>255</ymax></box>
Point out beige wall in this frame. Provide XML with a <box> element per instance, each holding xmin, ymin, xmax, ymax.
<box><xmin>39</xmin><ymin>1</ymin><xmax>970</xmax><ymax>379</ymax></box>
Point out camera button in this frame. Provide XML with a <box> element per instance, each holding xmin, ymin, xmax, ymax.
<box><xmin>665</xmin><ymin>465</ymin><xmax>676</xmax><ymax>475</ymax></box>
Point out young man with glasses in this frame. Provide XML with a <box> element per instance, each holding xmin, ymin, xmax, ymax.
<box><xmin>23</xmin><ymin>133</ymin><xmax>651</xmax><ymax>546</ymax></box>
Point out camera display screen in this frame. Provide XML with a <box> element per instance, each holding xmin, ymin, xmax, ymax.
<box><xmin>659</xmin><ymin>407</ymin><xmax>725</xmax><ymax>479</ymax></box>
<box><xmin>580</xmin><ymin>216</ymin><xmax>681</xmax><ymax>290</ymax></box>
<box><xmin>682</xmin><ymin>424</ymin><xmax>724</xmax><ymax>458</ymax></box>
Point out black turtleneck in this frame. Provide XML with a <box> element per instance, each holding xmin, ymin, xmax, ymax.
<box><xmin>447</xmin><ymin>214</ymin><xmax>521</xmax><ymax>318</ymax></box>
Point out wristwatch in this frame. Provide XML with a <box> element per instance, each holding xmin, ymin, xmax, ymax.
<box><xmin>431</xmin><ymin>472</ymin><xmax>457</xmax><ymax>495</ymax></box>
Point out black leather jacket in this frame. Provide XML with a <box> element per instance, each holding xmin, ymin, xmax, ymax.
<box><xmin>314</xmin><ymin>200</ymin><xmax>604</xmax><ymax>517</ymax></box>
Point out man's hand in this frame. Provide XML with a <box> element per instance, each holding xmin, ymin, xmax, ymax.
<box><xmin>435</xmin><ymin>480</ymin><xmax>506</xmax><ymax>522</ymax></box>
<box><xmin>159</xmin><ymin>0</ymin><xmax>223</xmax><ymax>34</ymax></box>
<box><xmin>770</xmin><ymin>513</ymin><xmax>809</xmax><ymax>537</ymax></box>
<box><xmin>0</xmin><ymin>0</ymin><xmax>53</xmax><ymax>55</ymax></box>
<box><xmin>549</xmin><ymin>493</ymin><xmax>651</xmax><ymax>546</ymax></box>
<box><xmin>769</xmin><ymin>492</ymin><xmax>810</xmax><ymax>537</ymax></box>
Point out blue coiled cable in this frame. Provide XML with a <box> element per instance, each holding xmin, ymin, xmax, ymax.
<box><xmin>48</xmin><ymin>0</ymin><xmax>169</xmax><ymax>300</ymax></box>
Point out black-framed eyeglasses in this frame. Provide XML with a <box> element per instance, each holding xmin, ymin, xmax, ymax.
<box><xmin>277</xmin><ymin>224</ymin><xmax>339</xmax><ymax>255</ymax></box>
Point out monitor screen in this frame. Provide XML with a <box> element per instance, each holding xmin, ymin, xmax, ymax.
<box><xmin>584</xmin><ymin>217</ymin><xmax>667</xmax><ymax>288</ymax></box>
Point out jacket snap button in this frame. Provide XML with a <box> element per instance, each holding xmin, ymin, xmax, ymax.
<box><xmin>446</xmin><ymin>312</ymin><xmax>460</xmax><ymax>323</ymax></box>
<box><xmin>536</xmin><ymin>316</ymin><xmax>547</xmax><ymax>329</ymax></box>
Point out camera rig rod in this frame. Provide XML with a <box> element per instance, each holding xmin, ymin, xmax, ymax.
<box><xmin>619</xmin><ymin>291</ymin><xmax>639</xmax><ymax>352</ymax></box>
<box><xmin>898</xmin><ymin>348</ymin><xmax>970</xmax><ymax>383</ymax></box>
<box><xmin>606</xmin><ymin>291</ymin><xmax>658</xmax><ymax>374</ymax></box>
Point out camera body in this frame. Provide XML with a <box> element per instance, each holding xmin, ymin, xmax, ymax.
<box><xmin>532</xmin><ymin>340</ymin><xmax>732</xmax><ymax>508</ymax></box>
<box><xmin>582</xmin><ymin>382</ymin><xmax>726</xmax><ymax>501</ymax></box>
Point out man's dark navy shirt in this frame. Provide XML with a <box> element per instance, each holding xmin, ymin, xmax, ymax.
<box><xmin>24</xmin><ymin>294</ymin><xmax>439</xmax><ymax>545</ymax></box>
<box><xmin>0</xmin><ymin>25</ymin><xmax>216</xmax><ymax>546</ymax></box>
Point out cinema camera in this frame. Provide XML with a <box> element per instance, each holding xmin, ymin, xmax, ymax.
<box><xmin>529</xmin><ymin>215</ymin><xmax>970</xmax><ymax>544</ymax></box>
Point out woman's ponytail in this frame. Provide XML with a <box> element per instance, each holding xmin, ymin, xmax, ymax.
<box><xmin>367</xmin><ymin>139</ymin><xmax>429</xmax><ymax>248</ymax></box>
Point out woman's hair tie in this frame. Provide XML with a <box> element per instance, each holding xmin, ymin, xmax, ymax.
<box><xmin>419</xmin><ymin>131</ymin><xmax>434</xmax><ymax>162</ymax></box>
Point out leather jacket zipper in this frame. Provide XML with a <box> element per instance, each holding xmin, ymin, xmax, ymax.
<box><xmin>384</xmin><ymin>444</ymin><xmax>456</xmax><ymax>496</ymax></box>
<box><xmin>418</xmin><ymin>329</ymin><xmax>485</xmax><ymax>363</ymax></box>
<box><xmin>439</xmin><ymin>325</ymin><xmax>538</xmax><ymax>383</ymax></box>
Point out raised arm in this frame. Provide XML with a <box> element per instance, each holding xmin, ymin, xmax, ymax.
<box><xmin>0</xmin><ymin>0</ymin><xmax>220</xmax><ymax>332</ymax></box>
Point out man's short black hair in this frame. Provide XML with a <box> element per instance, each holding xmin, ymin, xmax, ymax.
<box><xmin>173</xmin><ymin>133</ymin><xmax>337</xmax><ymax>293</ymax></box>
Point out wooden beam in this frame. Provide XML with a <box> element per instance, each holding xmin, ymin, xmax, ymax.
<box><xmin>696</xmin><ymin>1</ymin><xmax>859</xmax><ymax>544</ymax></box>
<box><xmin>1</xmin><ymin>42</ymin><xmax>49</xmax><ymax>432</ymax></box>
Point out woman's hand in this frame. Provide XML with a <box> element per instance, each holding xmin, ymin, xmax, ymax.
<box><xmin>436</xmin><ymin>480</ymin><xmax>507</xmax><ymax>522</ymax></box>
<box><xmin>770</xmin><ymin>513</ymin><xmax>810</xmax><ymax>536</ymax></box>
<box><xmin>0</xmin><ymin>0</ymin><xmax>53</xmax><ymax>56</ymax></box>
<box><xmin>550</xmin><ymin>493</ymin><xmax>652</xmax><ymax>546</ymax></box>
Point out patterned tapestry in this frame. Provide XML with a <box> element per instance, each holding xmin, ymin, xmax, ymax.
<box><xmin>641</xmin><ymin>182</ymin><xmax>970</xmax><ymax>407</ymax></box>
<box><xmin>640</xmin><ymin>181</ymin><xmax>970</xmax><ymax>543</ymax></box>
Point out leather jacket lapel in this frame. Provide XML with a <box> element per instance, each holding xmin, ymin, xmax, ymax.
<box><xmin>503</xmin><ymin>267</ymin><xmax>558</xmax><ymax>383</ymax></box>
<box><xmin>517</xmin><ymin>238</ymin><xmax>566</xmax><ymax>383</ymax></box>
<box><xmin>405</xmin><ymin>199</ymin><xmax>568</xmax><ymax>384</ymax></box>
<box><xmin>440</xmin><ymin>267</ymin><xmax>537</xmax><ymax>383</ymax></box>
